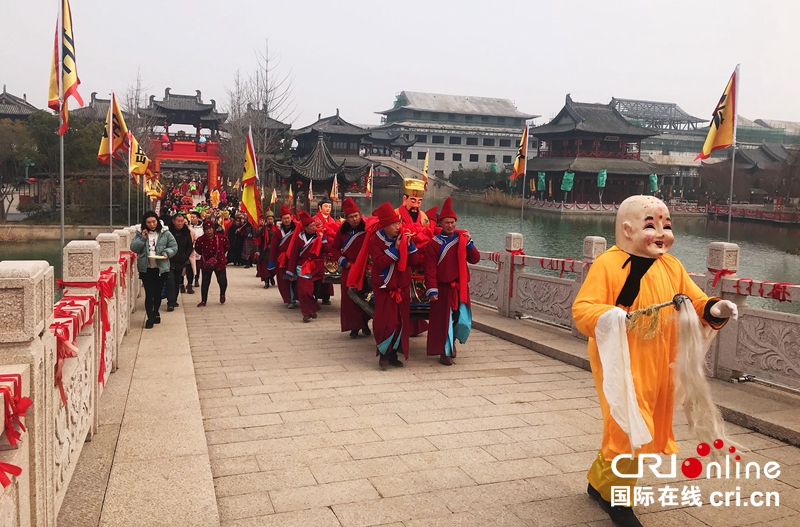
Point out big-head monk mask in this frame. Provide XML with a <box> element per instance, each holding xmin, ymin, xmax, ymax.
<box><xmin>615</xmin><ymin>196</ymin><xmax>674</xmax><ymax>258</ymax></box>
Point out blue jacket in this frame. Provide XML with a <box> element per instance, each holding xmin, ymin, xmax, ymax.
<box><xmin>130</xmin><ymin>228</ymin><xmax>178</xmax><ymax>274</ymax></box>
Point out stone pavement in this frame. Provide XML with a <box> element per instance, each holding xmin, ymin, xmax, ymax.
<box><xmin>184</xmin><ymin>266</ymin><xmax>800</xmax><ymax>527</ymax></box>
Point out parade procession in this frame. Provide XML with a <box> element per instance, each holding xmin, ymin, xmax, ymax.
<box><xmin>3</xmin><ymin>1</ymin><xmax>800</xmax><ymax>527</ymax></box>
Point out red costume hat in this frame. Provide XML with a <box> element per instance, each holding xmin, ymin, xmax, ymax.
<box><xmin>438</xmin><ymin>197</ymin><xmax>457</xmax><ymax>221</ymax></box>
<box><xmin>373</xmin><ymin>202</ymin><xmax>400</xmax><ymax>228</ymax></box>
<box><xmin>279</xmin><ymin>203</ymin><xmax>292</xmax><ymax>218</ymax></box>
<box><xmin>425</xmin><ymin>206</ymin><xmax>438</xmax><ymax>223</ymax></box>
<box><xmin>297</xmin><ymin>210</ymin><xmax>315</xmax><ymax>227</ymax></box>
<box><xmin>342</xmin><ymin>197</ymin><xmax>360</xmax><ymax>217</ymax></box>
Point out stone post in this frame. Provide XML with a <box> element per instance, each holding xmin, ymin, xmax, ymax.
<box><xmin>500</xmin><ymin>233</ymin><xmax>523</xmax><ymax>318</ymax></box>
<box><xmin>113</xmin><ymin>229</ymin><xmax>132</xmax><ymax>339</ymax></box>
<box><xmin>0</xmin><ymin>260</ymin><xmax>56</xmax><ymax>527</ymax></box>
<box><xmin>96</xmin><ymin>233</ymin><xmax>121</xmax><ymax>374</ymax></box>
<box><xmin>704</xmin><ymin>242</ymin><xmax>743</xmax><ymax>380</ymax></box>
<box><xmin>61</xmin><ymin>241</ymin><xmax>100</xmax><ymax>438</ymax></box>
<box><xmin>0</xmin><ymin>363</ymin><xmax>32</xmax><ymax>527</ymax></box>
<box><xmin>125</xmin><ymin>226</ymin><xmax>141</xmax><ymax>306</ymax></box>
<box><xmin>571</xmin><ymin>236</ymin><xmax>607</xmax><ymax>339</ymax></box>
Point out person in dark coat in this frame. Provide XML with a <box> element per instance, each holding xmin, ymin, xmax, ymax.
<box><xmin>166</xmin><ymin>212</ymin><xmax>195</xmax><ymax>311</ymax></box>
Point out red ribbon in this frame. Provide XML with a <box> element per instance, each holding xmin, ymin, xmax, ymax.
<box><xmin>708</xmin><ymin>268</ymin><xmax>735</xmax><ymax>287</ymax></box>
<box><xmin>735</xmin><ymin>278</ymin><xmax>753</xmax><ymax>296</ymax></box>
<box><xmin>759</xmin><ymin>281</ymin><xmax>792</xmax><ymax>302</ymax></box>
<box><xmin>0</xmin><ymin>374</ymin><xmax>32</xmax><ymax>448</ymax></box>
<box><xmin>389</xmin><ymin>288</ymin><xmax>403</xmax><ymax>304</ymax></box>
<box><xmin>397</xmin><ymin>227</ymin><xmax>409</xmax><ymax>273</ymax></box>
<box><xmin>0</xmin><ymin>462</ymin><xmax>22</xmax><ymax>488</ymax></box>
<box><xmin>56</xmin><ymin>268</ymin><xmax>116</xmax><ymax>386</ymax></box>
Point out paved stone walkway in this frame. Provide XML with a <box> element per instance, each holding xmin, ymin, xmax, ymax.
<box><xmin>185</xmin><ymin>266</ymin><xmax>800</xmax><ymax>527</ymax></box>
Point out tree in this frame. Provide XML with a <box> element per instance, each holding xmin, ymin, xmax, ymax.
<box><xmin>0</xmin><ymin>118</ymin><xmax>37</xmax><ymax>220</ymax></box>
<box><xmin>221</xmin><ymin>40</ymin><xmax>296</xmax><ymax>198</ymax></box>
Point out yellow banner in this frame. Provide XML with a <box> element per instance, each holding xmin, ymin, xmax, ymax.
<box><xmin>98</xmin><ymin>93</ymin><xmax>129</xmax><ymax>164</ymax></box>
<box><xmin>127</xmin><ymin>132</ymin><xmax>150</xmax><ymax>185</ymax></box>
<box><xmin>240</xmin><ymin>127</ymin><xmax>262</xmax><ymax>227</ymax></box>
<box><xmin>422</xmin><ymin>150</ymin><xmax>429</xmax><ymax>189</ymax></box>
<box><xmin>48</xmin><ymin>0</ymin><xmax>83</xmax><ymax>135</ymax></box>
<box><xmin>510</xmin><ymin>125</ymin><xmax>528</xmax><ymax>185</ymax></box>
<box><xmin>695</xmin><ymin>66</ymin><xmax>738</xmax><ymax>160</ymax></box>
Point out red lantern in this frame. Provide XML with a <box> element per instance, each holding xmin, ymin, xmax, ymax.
<box><xmin>77</xmin><ymin>178</ymin><xmax>86</xmax><ymax>184</ymax></box>
<box><xmin>27</xmin><ymin>177</ymin><xmax>36</xmax><ymax>183</ymax></box>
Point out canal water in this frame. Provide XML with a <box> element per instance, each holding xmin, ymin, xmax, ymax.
<box><xmin>2</xmin><ymin>188</ymin><xmax>799</xmax><ymax>313</ymax></box>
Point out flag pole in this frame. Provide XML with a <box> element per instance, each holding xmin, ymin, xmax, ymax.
<box><xmin>109</xmin><ymin>93</ymin><xmax>114</xmax><ymax>226</ymax></box>
<box><xmin>58</xmin><ymin>0</ymin><xmax>65</xmax><ymax>275</ymax></box>
<box><xmin>727</xmin><ymin>65</ymin><xmax>740</xmax><ymax>242</ymax></box>
<box><xmin>519</xmin><ymin>125</ymin><xmax>528</xmax><ymax>226</ymax></box>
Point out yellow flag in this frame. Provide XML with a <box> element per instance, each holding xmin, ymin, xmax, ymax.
<box><xmin>127</xmin><ymin>131</ymin><xmax>150</xmax><ymax>185</ymax></box>
<box><xmin>695</xmin><ymin>66</ymin><xmax>738</xmax><ymax>160</ymax></box>
<box><xmin>288</xmin><ymin>185</ymin><xmax>293</xmax><ymax>203</ymax></box>
<box><xmin>270</xmin><ymin>188</ymin><xmax>278</xmax><ymax>206</ymax></box>
<box><xmin>510</xmin><ymin>125</ymin><xmax>529</xmax><ymax>185</ymax></box>
<box><xmin>48</xmin><ymin>0</ymin><xmax>83</xmax><ymax>135</ymax></box>
<box><xmin>98</xmin><ymin>93</ymin><xmax>129</xmax><ymax>164</ymax></box>
<box><xmin>422</xmin><ymin>149</ymin><xmax>429</xmax><ymax>190</ymax></box>
<box><xmin>240</xmin><ymin>126</ymin><xmax>262</xmax><ymax>228</ymax></box>
<box><xmin>365</xmin><ymin>164</ymin><xmax>372</xmax><ymax>198</ymax></box>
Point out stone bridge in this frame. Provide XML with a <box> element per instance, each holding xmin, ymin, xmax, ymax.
<box><xmin>365</xmin><ymin>155</ymin><xmax>456</xmax><ymax>200</ymax></box>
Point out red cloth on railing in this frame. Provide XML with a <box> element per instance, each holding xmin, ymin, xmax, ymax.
<box><xmin>50</xmin><ymin>296</ymin><xmax>96</xmax><ymax>404</ymax></box>
<box><xmin>708</xmin><ymin>268</ymin><xmax>735</xmax><ymax>287</ymax></box>
<box><xmin>0</xmin><ymin>462</ymin><xmax>22</xmax><ymax>488</ymax></box>
<box><xmin>56</xmin><ymin>267</ymin><xmax>117</xmax><ymax>386</ymax></box>
<box><xmin>735</xmin><ymin>278</ymin><xmax>753</xmax><ymax>295</ymax></box>
<box><xmin>760</xmin><ymin>281</ymin><xmax>792</xmax><ymax>302</ymax></box>
<box><xmin>0</xmin><ymin>374</ymin><xmax>33</xmax><ymax>447</ymax></box>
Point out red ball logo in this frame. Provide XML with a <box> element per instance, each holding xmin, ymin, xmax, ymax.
<box><xmin>681</xmin><ymin>458</ymin><xmax>703</xmax><ymax>479</ymax></box>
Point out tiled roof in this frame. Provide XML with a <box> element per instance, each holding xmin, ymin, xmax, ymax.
<box><xmin>0</xmin><ymin>86</ymin><xmax>39</xmax><ymax>117</ymax></box>
<box><xmin>378</xmin><ymin>91</ymin><xmax>536</xmax><ymax>119</ymax></box>
<box><xmin>268</xmin><ymin>135</ymin><xmax>370</xmax><ymax>183</ymax></box>
<box><xmin>531</xmin><ymin>95</ymin><xmax>657</xmax><ymax>138</ymax></box>
<box><xmin>293</xmin><ymin>111</ymin><xmax>370</xmax><ymax>137</ymax></box>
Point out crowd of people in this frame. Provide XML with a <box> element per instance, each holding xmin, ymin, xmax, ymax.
<box><xmin>127</xmin><ymin>178</ymin><xmax>742</xmax><ymax>527</ymax></box>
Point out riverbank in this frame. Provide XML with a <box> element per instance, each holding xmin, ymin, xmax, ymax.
<box><xmin>0</xmin><ymin>224</ymin><xmax>124</xmax><ymax>242</ymax></box>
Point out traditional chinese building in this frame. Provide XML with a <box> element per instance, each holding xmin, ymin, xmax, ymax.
<box><xmin>141</xmin><ymin>88</ymin><xmax>227</xmax><ymax>190</ymax></box>
<box><xmin>374</xmin><ymin>91</ymin><xmax>537</xmax><ymax>177</ymax></box>
<box><xmin>0</xmin><ymin>85</ymin><xmax>39</xmax><ymax>121</ymax></box>
<box><xmin>528</xmin><ymin>95</ymin><xmax>669</xmax><ymax>203</ymax></box>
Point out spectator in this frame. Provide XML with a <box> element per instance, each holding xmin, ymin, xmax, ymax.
<box><xmin>166</xmin><ymin>212</ymin><xmax>194</xmax><ymax>312</ymax></box>
<box><xmin>130</xmin><ymin>212</ymin><xmax>177</xmax><ymax>329</ymax></box>
<box><xmin>194</xmin><ymin>219</ymin><xmax>230</xmax><ymax>307</ymax></box>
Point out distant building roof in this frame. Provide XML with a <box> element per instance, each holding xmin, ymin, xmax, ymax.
<box><xmin>526</xmin><ymin>156</ymin><xmax>674</xmax><ymax>176</ymax></box>
<box><xmin>243</xmin><ymin>103</ymin><xmax>290</xmax><ymax>131</ymax></box>
<box><xmin>268</xmin><ymin>134</ymin><xmax>370</xmax><ymax>183</ymax></box>
<box><xmin>612</xmin><ymin>97</ymin><xmax>704</xmax><ymax>131</ymax></box>
<box><xmin>376</xmin><ymin>121</ymin><xmax>526</xmax><ymax>136</ymax></box>
<box><xmin>377</xmin><ymin>91</ymin><xmax>537</xmax><ymax>119</ymax></box>
<box><xmin>753</xmin><ymin>119</ymin><xmax>800</xmax><ymax>134</ymax></box>
<box><xmin>293</xmin><ymin>110</ymin><xmax>370</xmax><ymax>137</ymax></box>
<box><xmin>531</xmin><ymin>95</ymin><xmax>658</xmax><ymax>138</ymax></box>
<box><xmin>70</xmin><ymin>92</ymin><xmax>135</xmax><ymax>122</ymax></box>
<box><xmin>0</xmin><ymin>85</ymin><xmax>39</xmax><ymax>119</ymax></box>
<box><xmin>141</xmin><ymin>88</ymin><xmax>227</xmax><ymax>127</ymax></box>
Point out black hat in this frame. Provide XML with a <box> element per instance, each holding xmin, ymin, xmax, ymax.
<box><xmin>317</xmin><ymin>197</ymin><xmax>333</xmax><ymax>207</ymax></box>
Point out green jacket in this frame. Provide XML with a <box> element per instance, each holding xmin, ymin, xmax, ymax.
<box><xmin>130</xmin><ymin>228</ymin><xmax>178</xmax><ymax>274</ymax></box>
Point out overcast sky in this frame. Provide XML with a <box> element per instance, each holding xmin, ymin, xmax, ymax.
<box><xmin>4</xmin><ymin>0</ymin><xmax>800</xmax><ymax>128</ymax></box>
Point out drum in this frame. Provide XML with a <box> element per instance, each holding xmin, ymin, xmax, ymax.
<box><xmin>323</xmin><ymin>257</ymin><xmax>341</xmax><ymax>284</ymax></box>
<box><xmin>347</xmin><ymin>268</ymin><xmax>430</xmax><ymax>320</ymax></box>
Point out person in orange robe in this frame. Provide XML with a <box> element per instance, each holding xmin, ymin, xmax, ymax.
<box><xmin>424</xmin><ymin>198</ymin><xmax>480</xmax><ymax>365</ymax></box>
<box><xmin>572</xmin><ymin>195</ymin><xmax>737</xmax><ymax>527</ymax></box>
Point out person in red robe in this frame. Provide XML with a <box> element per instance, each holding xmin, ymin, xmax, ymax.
<box><xmin>348</xmin><ymin>202</ymin><xmax>423</xmax><ymax>369</ymax></box>
<box><xmin>268</xmin><ymin>203</ymin><xmax>298</xmax><ymax>308</ymax></box>
<box><xmin>285</xmin><ymin>211</ymin><xmax>330</xmax><ymax>323</ymax></box>
<box><xmin>313</xmin><ymin>197</ymin><xmax>339</xmax><ymax>305</ymax></box>
<box><xmin>254</xmin><ymin>211</ymin><xmax>277</xmax><ymax>288</ymax></box>
<box><xmin>331</xmin><ymin>198</ymin><xmax>372</xmax><ymax>338</ymax></box>
<box><xmin>395</xmin><ymin>178</ymin><xmax>434</xmax><ymax>337</ymax></box>
<box><xmin>424</xmin><ymin>198</ymin><xmax>481</xmax><ymax>365</ymax></box>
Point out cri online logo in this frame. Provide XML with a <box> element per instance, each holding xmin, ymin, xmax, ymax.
<box><xmin>612</xmin><ymin>438</ymin><xmax>782</xmax><ymax>480</ymax></box>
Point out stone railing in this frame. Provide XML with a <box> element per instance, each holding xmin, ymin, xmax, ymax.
<box><xmin>0</xmin><ymin>227</ymin><xmax>138</xmax><ymax>526</ymax></box>
<box><xmin>468</xmin><ymin>233</ymin><xmax>800</xmax><ymax>391</ymax></box>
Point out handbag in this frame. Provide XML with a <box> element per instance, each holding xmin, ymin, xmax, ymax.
<box><xmin>201</xmin><ymin>236</ymin><xmax>220</xmax><ymax>271</ymax></box>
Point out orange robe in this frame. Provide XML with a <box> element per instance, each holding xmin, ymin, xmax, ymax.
<box><xmin>572</xmin><ymin>246</ymin><xmax>725</xmax><ymax>460</ymax></box>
